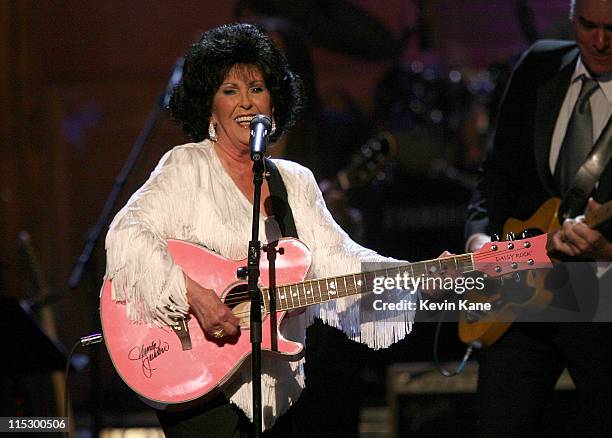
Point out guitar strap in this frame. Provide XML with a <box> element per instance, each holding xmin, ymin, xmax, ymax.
<box><xmin>559</xmin><ymin>116</ymin><xmax>612</xmax><ymax>221</ymax></box>
<box><xmin>265</xmin><ymin>158</ymin><xmax>299</xmax><ymax>238</ymax></box>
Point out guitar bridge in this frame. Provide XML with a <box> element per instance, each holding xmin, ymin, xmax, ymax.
<box><xmin>171</xmin><ymin>317</ymin><xmax>192</xmax><ymax>351</ymax></box>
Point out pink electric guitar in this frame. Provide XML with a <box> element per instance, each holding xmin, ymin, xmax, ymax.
<box><xmin>100</xmin><ymin>235</ymin><xmax>551</xmax><ymax>408</ymax></box>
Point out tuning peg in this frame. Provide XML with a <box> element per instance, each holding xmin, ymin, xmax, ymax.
<box><xmin>506</xmin><ymin>232</ymin><xmax>516</xmax><ymax>241</ymax></box>
<box><xmin>521</xmin><ymin>230</ymin><xmax>529</xmax><ymax>239</ymax></box>
<box><xmin>492</xmin><ymin>233</ymin><xmax>501</xmax><ymax>242</ymax></box>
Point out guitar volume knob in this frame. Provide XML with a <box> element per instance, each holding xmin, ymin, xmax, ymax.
<box><xmin>236</xmin><ymin>266</ymin><xmax>248</xmax><ymax>279</ymax></box>
<box><xmin>465</xmin><ymin>312</ymin><xmax>477</xmax><ymax>323</ymax></box>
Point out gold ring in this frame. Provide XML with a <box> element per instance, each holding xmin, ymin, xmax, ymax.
<box><xmin>212</xmin><ymin>329</ymin><xmax>224</xmax><ymax>338</ymax></box>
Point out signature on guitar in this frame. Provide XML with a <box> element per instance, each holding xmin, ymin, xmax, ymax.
<box><xmin>128</xmin><ymin>339</ymin><xmax>170</xmax><ymax>378</ymax></box>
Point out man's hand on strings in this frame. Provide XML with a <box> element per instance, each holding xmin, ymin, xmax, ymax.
<box><xmin>552</xmin><ymin>199</ymin><xmax>612</xmax><ymax>261</ymax></box>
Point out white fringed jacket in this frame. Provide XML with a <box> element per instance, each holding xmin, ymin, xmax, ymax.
<box><xmin>104</xmin><ymin>140</ymin><xmax>413</xmax><ymax>429</ymax></box>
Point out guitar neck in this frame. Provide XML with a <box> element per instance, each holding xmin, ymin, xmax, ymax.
<box><xmin>262</xmin><ymin>254</ymin><xmax>475</xmax><ymax>312</ymax></box>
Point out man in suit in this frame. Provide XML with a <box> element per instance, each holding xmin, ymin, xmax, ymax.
<box><xmin>465</xmin><ymin>0</ymin><xmax>612</xmax><ymax>435</ymax></box>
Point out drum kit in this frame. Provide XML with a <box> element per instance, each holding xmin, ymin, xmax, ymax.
<box><xmin>245</xmin><ymin>0</ymin><xmax>497</xmax><ymax>179</ymax></box>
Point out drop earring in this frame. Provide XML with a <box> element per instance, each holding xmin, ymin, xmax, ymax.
<box><xmin>208</xmin><ymin>121</ymin><xmax>218</xmax><ymax>142</ymax></box>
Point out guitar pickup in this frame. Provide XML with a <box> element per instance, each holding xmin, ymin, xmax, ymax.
<box><xmin>171</xmin><ymin>317</ymin><xmax>192</xmax><ymax>351</ymax></box>
<box><xmin>465</xmin><ymin>299</ymin><xmax>501</xmax><ymax>323</ymax></box>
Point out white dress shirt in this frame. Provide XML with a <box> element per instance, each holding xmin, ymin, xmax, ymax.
<box><xmin>548</xmin><ymin>57</ymin><xmax>612</xmax><ymax>173</ymax></box>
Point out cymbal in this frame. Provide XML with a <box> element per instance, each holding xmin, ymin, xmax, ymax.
<box><xmin>248</xmin><ymin>0</ymin><xmax>400</xmax><ymax>59</ymax></box>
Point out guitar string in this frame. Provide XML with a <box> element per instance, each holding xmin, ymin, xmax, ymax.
<box><xmin>224</xmin><ymin>243</ymin><xmax>541</xmax><ymax>305</ymax></box>
<box><xmin>218</xmin><ymin>244</ymin><xmax>545</xmax><ymax>308</ymax></box>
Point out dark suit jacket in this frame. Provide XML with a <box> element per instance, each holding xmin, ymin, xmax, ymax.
<box><xmin>466</xmin><ymin>40</ymin><xmax>612</xmax><ymax>240</ymax></box>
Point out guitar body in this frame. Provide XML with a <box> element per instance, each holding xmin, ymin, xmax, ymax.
<box><xmin>504</xmin><ymin>196</ymin><xmax>562</xmax><ymax>239</ymax></box>
<box><xmin>100</xmin><ymin>238</ymin><xmax>311</xmax><ymax>408</ymax></box>
<box><xmin>459</xmin><ymin>197</ymin><xmax>561</xmax><ymax>347</ymax></box>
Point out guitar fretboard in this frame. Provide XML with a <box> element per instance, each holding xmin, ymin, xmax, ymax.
<box><xmin>261</xmin><ymin>254</ymin><xmax>475</xmax><ymax>312</ymax></box>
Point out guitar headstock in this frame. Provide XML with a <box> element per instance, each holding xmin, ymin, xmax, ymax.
<box><xmin>336</xmin><ymin>131</ymin><xmax>397</xmax><ymax>191</ymax></box>
<box><xmin>473</xmin><ymin>234</ymin><xmax>552</xmax><ymax>277</ymax></box>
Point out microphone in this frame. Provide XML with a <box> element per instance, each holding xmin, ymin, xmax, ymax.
<box><xmin>162</xmin><ymin>57</ymin><xmax>185</xmax><ymax>109</ymax></box>
<box><xmin>249</xmin><ymin>114</ymin><xmax>272</xmax><ymax>162</ymax></box>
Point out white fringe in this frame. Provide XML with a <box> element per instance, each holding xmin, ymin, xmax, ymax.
<box><xmin>223</xmin><ymin>352</ymin><xmax>305</xmax><ymax>429</ymax></box>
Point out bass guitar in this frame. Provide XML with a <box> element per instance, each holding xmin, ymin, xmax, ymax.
<box><xmin>459</xmin><ymin>197</ymin><xmax>612</xmax><ymax>347</ymax></box>
<box><xmin>101</xmin><ymin>235</ymin><xmax>550</xmax><ymax>408</ymax></box>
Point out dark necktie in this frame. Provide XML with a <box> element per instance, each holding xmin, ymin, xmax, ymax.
<box><xmin>554</xmin><ymin>76</ymin><xmax>600</xmax><ymax>195</ymax></box>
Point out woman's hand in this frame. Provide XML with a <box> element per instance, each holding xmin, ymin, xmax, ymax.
<box><xmin>185</xmin><ymin>274</ymin><xmax>240</xmax><ymax>339</ymax></box>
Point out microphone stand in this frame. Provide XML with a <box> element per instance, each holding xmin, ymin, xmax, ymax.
<box><xmin>248</xmin><ymin>154</ymin><xmax>266</xmax><ymax>437</ymax></box>
<box><xmin>245</xmin><ymin>115</ymin><xmax>272</xmax><ymax>436</ymax></box>
<box><xmin>66</xmin><ymin>58</ymin><xmax>183</xmax><ymax>437</ymax></box>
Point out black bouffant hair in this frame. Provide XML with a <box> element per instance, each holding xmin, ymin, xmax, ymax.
<box><xmin>170</xmin><ymin>23</ymin><xmax>304</xmax><ymax>142</ymax></box>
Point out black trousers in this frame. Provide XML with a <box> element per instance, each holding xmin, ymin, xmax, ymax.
<box><xmin>157</xmin><ymin>395</ymin><xmax>251</xmax><ymax>438</ymax></box>
<box><xmin>476</xmin><ymin>323</ymin><xmax>612</xmax><ymax>437</ymax></box>
<box><xmin>156</xmin><ymin>393</ymin><xmax>307</xmax><ymax>438</ymax></box>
